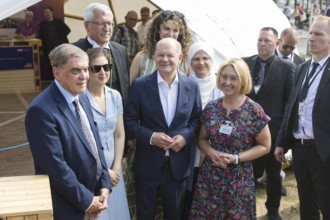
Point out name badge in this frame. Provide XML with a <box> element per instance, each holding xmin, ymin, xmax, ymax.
<box><xmin>298</xmin><ymin>102</ymin><xmax>305</xmax><ymax>116</ymax></box>
<box><xmin>219</xmin><ymin>121</ymin><xmax>233</xmax><ymax>135</ymax></box>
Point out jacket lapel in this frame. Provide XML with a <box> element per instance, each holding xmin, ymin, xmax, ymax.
<box><xmin>170</xmin><ymin>74</ymin><xmax>189</xmax><ymax>128</ymax></box>
<box><xmin>314</xmin><ymin>61</ymin><xmax>330</xmax><ymax>107</ymax></box>
<box><xmin>52</xmin><ymin>83</ymin><xmax>94</xmax><ymax>156</ymax></box>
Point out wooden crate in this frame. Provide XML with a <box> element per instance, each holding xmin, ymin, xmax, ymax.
<box><xmin>0</xmin><ymin>175</ymin><xmax>53</xmax><ymax>220</ymax></box>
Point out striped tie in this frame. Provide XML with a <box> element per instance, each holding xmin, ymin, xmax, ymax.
<box><xmin>73</xmin><ymin>99</ymin><xmax>102</xmax><ymax>180</ymax></box>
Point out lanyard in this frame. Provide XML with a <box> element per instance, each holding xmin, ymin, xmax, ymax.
<box><xmin>304</xmin><ymin>57</ymin><xmax>329</xmax><ymax>89</ymax></box>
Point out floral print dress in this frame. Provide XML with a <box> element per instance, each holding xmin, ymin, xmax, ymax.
<box><xmin>190</xmin><ymin>97</ymin><xmax>270</xmax><ymax>220</ymax></box>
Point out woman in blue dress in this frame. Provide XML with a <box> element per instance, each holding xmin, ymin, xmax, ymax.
<box><xmin>86</xmin><ymin>48</ymin><xmax>130</xmax><ymax>220</ymax></box>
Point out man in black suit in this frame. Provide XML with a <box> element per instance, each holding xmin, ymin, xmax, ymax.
<box><xmin>276</xmin><ymin>27</ymin><xmax>305</xmax><ymax>67</ymax></box>
<box><xmin>275</xmin><ymin>27</ymin><xmax>305</xmax><ymax>196</ymax></box>
<box><xmin>72</xmin><ymin>3</ymin><xmax>129</xmax><ymax>106</ymax></box>
<box><xmin>243</xmin><ymin>27</ymin><xmax>296</xmax><ymax>220</ymax></box>
<box><xmin>275</xmin><ymin>15</ymin><xmax>330</xmax><ymax>220</ymax></box>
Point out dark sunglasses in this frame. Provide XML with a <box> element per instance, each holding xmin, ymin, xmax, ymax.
<box><xmin>162</xmin><ymin>10</ymin><xmax>184</xmax><ymax>18</ymax></box>
<box><xmin>282</xmin><ymin>45</ymin><xmax>295</xmax><ymax>50</ymax></box>
<box><xmin>91</xmin><ymin>64</ymin><xmax>112</xmax><ymax>73</ymax></box>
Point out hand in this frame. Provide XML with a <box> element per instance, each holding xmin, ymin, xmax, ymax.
<box><xmin>151</xmin><ymin>132</ymin><xmax>174</xmax><ymax>150</ymax></box>
<box><xmin>108</xmin><ymin>169</ymin><xmax>120</xmax><ymax>186</ymax></box>
<box><xmin>209</xmin><ymin>149</ymin><xmax>231</xmax><ymax>168</ymax></box>
<box><xmin>274</xmin><ymin>146</ymin><xmax>286</xmax><ymax>163</ymax></box>
<box><xmin>86</xmin><ymin>196</ymin><xmax>108</xmax><ymax>218</ymax></box>
<box><xmin>167</xmin><ymin>135</ymin><xmax>186</xmax><ymax>152</ymax></box>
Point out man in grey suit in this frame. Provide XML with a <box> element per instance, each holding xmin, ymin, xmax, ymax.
<box><xmin>124</xmin><ymin>38</ymin><xmax>202</xmax><ymax>220</ymax></box>
<box><xmin>72</xmin><ymin>3</ymin><xmax>130</xmax><ymax>105</ymax></box>
<box><xmin>276</xmin><ymin>27</ymin><xmax>305</xmax><ymax>67</ymax></box>
<box><xmin>275</xmin><ymin>15</ymin><xmax>330</xmax><ymax>220</ymax></box>
<box><xmin>243</xmin><ymin>27</ymin><xmax>296</xmax><ymax>220</ymax></box>
<box><xmin>25</xmin><ymin>44</ymin><xmax>111</xmax><ymax>220</ymax></box>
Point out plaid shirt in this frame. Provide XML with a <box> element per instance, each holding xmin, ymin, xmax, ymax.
<box><xmin>111</xmin><ymin>24</ymin><xmax>139</xmax><ymax>58</ymax></box>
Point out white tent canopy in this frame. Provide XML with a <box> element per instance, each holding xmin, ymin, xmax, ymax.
<box><xmin>1</xmin><ymin>0</ymin><xmax>290</xmax><ymax>65</ymax></box>
<box><xmin>0</xmin><ymin>0</ymin><xmax>41</xmax><ymax>21</ymax></box>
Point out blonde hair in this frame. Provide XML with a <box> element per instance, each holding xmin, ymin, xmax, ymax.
<box><xmin>216</xmin><ymin>58</ymin><xmax>252</xmax><ymax>94</ymax></box>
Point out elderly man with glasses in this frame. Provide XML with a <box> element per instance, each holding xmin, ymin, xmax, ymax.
<box><xmin>72</xmin><ymin>3</ymin><xmax>130</xmax><ymax>106</ymax></box>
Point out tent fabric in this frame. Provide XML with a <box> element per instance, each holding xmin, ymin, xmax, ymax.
<box><xmin>0</xmin><ymin>0</ymin><xmax>41</xmax><ymax>21</ymax></box>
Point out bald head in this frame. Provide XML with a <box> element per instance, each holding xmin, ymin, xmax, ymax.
<box><xmin>156</xmin><ymin>38</ymin><xmax>182</xmax><ymax>54</ymax></box>
<box><xmin>279</xmin><ymin>27</ymin><xmax>300</xmax><ymax>56</ymax></box>
<box><xmin>154</xmin><ymin>38</ymin><xmax>183</xmax><ymax>80</ymax></box>
<box><xmin>125</xmin><ymin>10</ymin><xmax>138</xmax><ymax>28</ymax></box>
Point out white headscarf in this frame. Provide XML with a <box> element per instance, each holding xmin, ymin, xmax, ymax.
<box><xmin>188</xmin><ymin>42</ymin><xmax>218</xmax><ymax>109</ymax></box>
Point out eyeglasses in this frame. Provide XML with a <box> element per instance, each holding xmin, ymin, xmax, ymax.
<box><xmin>91</xmin><ymin>64</ymin><xmax>112</xmax><ymax>73</ymax></box>
<box><xmin>88</xmin><ymin>21</ymin><xmax>114</xmax><ymax>28</ymax></box>
<box><xmin>220</xmin><ymin>74</ymin><xmax>239</xmax><ymax>82</ymax></box>
<box><xmin>282</xmin><ymin>45</ymin><xmax>295</xmax><ymax>50</ymax></box>
<box><xmin>162</xmin><ymin>10</ymin><xmax>184</xmax><ymax>19</ymax></box>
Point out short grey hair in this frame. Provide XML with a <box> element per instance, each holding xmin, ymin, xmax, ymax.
<box><xmin>84</xmin><ymin>3</ymin><xmax>113</xmax><ymax>21</ymax></box>
<box><xmin>49</xmin><ymin>44</ymin><xmax>88</xmax><ymax>68</ymax></box>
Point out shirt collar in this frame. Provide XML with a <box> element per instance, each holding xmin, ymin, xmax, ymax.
<box><xmin>157</xmin><ymin>71</ymin><xmax>179</xmax><ymax>86</ymax></box>
<box><xmin>87</xmin><ymin>37</ymin><xmax>110</xmax><ymax>50</ymax></box>
<box><xmin>54</xmin><ymin>80</ymin><xmax>79</xmax><ymax>105</ymax></box>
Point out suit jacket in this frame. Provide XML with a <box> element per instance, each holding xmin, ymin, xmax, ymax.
<box><xmin>292</xmin><ymin>53</ymin><xmax>305</xmax><ymax>67</ymax></box>
<box><xmin>72</xmin><ymin>38</ymin><xmax>130</xmax><ymax>105</ymax></box>
<box><xmin>25</xmin><ymin>82</ymin><xmax>111</xmax><ymax>220</ymax></box>
<box><xmin>124</xmin><ymin>71</ymin><xmax>202</xmax><ymax>180</ymax></box>
<box><xmin>243</xmin><ymin>55</ymin><xmax>296</xmax><ymax>142</ymax></box>
<box><xmin>276</xmin><ymin>59</ymin><xmax>330</xmax><ymax>163</ymax></box>
<box><xmin>275</xmin><ymin>50</ymin><xmax>305</xmax><ymax>68</ymax></box>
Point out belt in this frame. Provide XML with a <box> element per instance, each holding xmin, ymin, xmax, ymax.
<box><xmin>163</xmin><ymin>156</ymin><xmax>170</xmax><ymax>162</ymax></box>
<box><xmin>295</xmin><ymin>138</ymin><xmax>315</xmax><ymax>146</ymax></box>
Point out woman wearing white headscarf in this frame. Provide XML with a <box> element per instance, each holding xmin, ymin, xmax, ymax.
<box><xmin>182</xmin><ymin>41</ymin><xmax>223</xmax><ymax>219</ymax></box>
<box><xmin>188</xmin><ymin>42</ymin><xmax>223</xmax><ymax>109</ymax></box>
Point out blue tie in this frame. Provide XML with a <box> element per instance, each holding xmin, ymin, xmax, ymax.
<box><xmin>257</xmin><ymin>62</ymin><xmax>267</xmax><ymax>85</ymax></box>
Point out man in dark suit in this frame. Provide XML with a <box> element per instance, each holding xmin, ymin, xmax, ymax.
<box><xmin>25</xmin><ymin>44</ymin><xmax>111</xmax><ymax>220</ymax></box>
<box><xmin>276</xmin><ymin>27</ymin><xmax>305</xmax><ymax>67</ymax></box>
<box><xmin>72</xmin><ymin>3</ymin><xmax>130</xmax><ymax>106</ymax></box>
<box><xmin>243</xmin><ymin>27</ymin><xmax>296</xmax><ymax>220</ymax></box>
<box><xmin>275</xmin><ymin>15</ymin><xmax>330</xmax><ymax>220</ymax></box>
<box><xmin>124</xmin><ymin>38</ymin><xmax>202</xmax><ymax>220</ymax></box>
<box><xmin>275</xmin><ymin>27</ymin><xmax>305</xmax><ymax>196</ymax></box>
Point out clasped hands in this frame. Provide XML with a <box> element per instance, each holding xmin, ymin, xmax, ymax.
<box><xmin>209</xmin><ymin>149</ymin><xmax>236</xmax><ymax>168</ymax></box>
<box><xmin>151</xmin><ymin>132</ymin><xmax>186</xmax><ymax>152</ymax></box>
<box><xmin>86</xmin><ymin>188</ymin><xmax>109</xmax><ymax>218</ymax></box>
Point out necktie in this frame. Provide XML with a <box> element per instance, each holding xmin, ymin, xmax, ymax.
<box><xmin>257</xmin><ymin>62</ymin><xmax>267</xmax><ymax>85</ymax></box>
<box><xmin>73</xmin><ymin>99</ymin><xmax>102</xmax><ymax>180</ymax></box>
<box><xmin>293</xmin><ymin>62</ymin><xmax>319</xmax><ymax>130</ymax></box>
<box><xmin>298</xmin><ymin>62</ymin><xmax>319</xmax><ymax>102</ymax></box>
<box><xmin>283</xmin><ymin>56</ymin><xmax>289</xmax><ymax>60</ymax></box>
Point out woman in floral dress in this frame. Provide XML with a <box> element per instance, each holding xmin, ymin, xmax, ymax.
<box><xmin>190</xmin><ymin>58</ymin><xmax>271</xmax><ymax>219</ymax></box>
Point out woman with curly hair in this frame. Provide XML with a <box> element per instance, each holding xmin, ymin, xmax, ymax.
<box><xmin>129</xmin><ymin>10</ymin><xmax>193</xmax><ymax>83</ymax></box>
